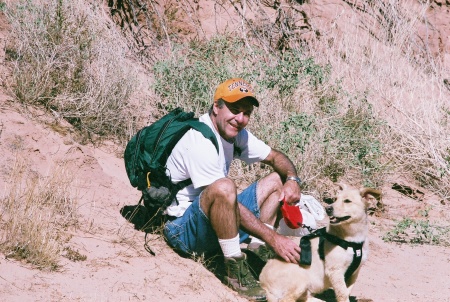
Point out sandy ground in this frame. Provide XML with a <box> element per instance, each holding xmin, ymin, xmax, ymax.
<box><xmin>1</xmin><ymin>86</ymin><xmax>449</xmax><ymax>302</ymax></box>
<box><xmin>1</xmin><ymin>5</ymin><xmax>450</xmax><ymax>302</ymax></box>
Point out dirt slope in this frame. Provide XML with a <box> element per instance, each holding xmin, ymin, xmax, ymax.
<box><xmin>1</xmin><ymin>4</ymin><xmax>450</xmax><ymax>302</ymax></box>
<box><xmin>1</xmin><ymin>96</ymin><xmax>449</xmax><ymax>302</ymax></box>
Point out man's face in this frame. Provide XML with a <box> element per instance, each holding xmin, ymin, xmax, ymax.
<box><xmin>212</xmin><ymin>98</ymin><xmax>254</xmax><ymax>141</ymax></box>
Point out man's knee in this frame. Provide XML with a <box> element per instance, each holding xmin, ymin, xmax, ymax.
<box><xmin>211</xmin><ymin>178</ymin><xmax>237</xmax><ymax>199</ymax></box>
<box><xmin>201</xmin><ymin>178</ymin><xmax>237</xmax><ymax>214</ymax></box>
<box><xmin>256</xmin><ymin>172</ymin><xmax>283</xmax><ymax>213</ymax></box>
<box><xmin>259</xmin><ymin>172</ymin><xmax>283</xmax><ymax>191</ymax></box>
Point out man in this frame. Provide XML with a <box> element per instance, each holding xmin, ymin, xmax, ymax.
<box><xmin>163</xmin><ymin>78</ymin><xmax>302</xmax><ymax>301</ymax></box>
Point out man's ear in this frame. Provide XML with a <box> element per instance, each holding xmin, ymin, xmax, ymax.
<box><xmin>212</xmin><ymin>101</ymin><xmax>220</xmax><ymax>115</ymax></box>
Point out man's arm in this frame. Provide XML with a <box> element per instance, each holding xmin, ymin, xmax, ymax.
<box><xmin>261</xmin><ymin>148</ymin><xmax>301</xmax><ymax>204</ymax></box>
<box><xmin>239</xmin><ymin>203</ymin><xmax>300</xmax><ymax>263</ymax></box>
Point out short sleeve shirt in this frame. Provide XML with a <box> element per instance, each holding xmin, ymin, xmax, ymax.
<box><xmin>165</xmin><ymin>113</ymin><xmax>271</xmax><ymax>217</ymax></box>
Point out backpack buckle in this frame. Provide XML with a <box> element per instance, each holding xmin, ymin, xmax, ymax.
<box><xmin>146</xmin><ymin>171</ymin><xmax>151</xmax><ymax>188</ymax></box>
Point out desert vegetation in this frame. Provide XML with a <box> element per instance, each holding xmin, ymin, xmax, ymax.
<box><xmin>3</xmin><ymin>0</ymin><xmax>138</xmax><ymax>143</ymax></box>
<box><xmin>0</xmin><ymin>0</ymin><xmax>449</xmax><ymax>271</ymax></box>
<box><xmin>0</xmin><ymin>155</ymin><xmax>79</xmax><ymax>270</ymax></box>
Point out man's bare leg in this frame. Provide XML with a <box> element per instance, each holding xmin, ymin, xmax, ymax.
<box><xmin>257</xmin><ymin>172</ymin><xmax>283</xmax><ymax>226</ymax></box>
<box><xmin>246</xmin><ymin>172</ymin><xmax>284</xmax><ymax>261</ymax></box>
<box><xmin>199</xmin><ymin>178</ymin><xmax>266</xmax><ymax>301</ymax></box>
<box><xmin>200</xmin><ymin>177</ymin><xmax>239</xmax><ymax>239</ymax></box>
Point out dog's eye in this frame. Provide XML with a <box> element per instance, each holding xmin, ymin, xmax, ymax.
<box><xmin>344</xmin><ymin>199</ymin><xmax>351</xmax><ymax>203</ymax></box>
<box><xmin>323</xmin><ymin>197</ymin><xmax>335</xmax><ymax>204</ymax></box>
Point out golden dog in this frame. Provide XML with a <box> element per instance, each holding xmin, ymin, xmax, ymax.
<box><xmin>259</xmin><ymin>184</ymin><xmax>381</xmax><ymax>302</ymax></box>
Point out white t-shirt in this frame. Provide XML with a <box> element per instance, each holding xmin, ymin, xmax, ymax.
<box><xmin>165</xmin><ymin>113</ymin><xmax>271</xmax><ymax>217</ymax></box>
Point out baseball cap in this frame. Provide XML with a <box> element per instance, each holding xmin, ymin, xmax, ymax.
<box><xmin>214</xmin><ymin>78</ymin><xmax>259</xmax><ymax>107</ymax></box>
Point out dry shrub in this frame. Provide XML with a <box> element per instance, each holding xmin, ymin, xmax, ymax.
<box><xmin>208</xmin><ymin>0</ymin><xmax>450</xmax><ymax>198</ymax></box>
<box><xmin>300</xmin><ymin>0</ymin><xmax>450</xmax><ymax>198</ymax></box>
<box><xmin>4</xmin><ymin>0</ymin><xmax>139</xmax><ymax>143</ymax></box>
<box><xmin>0</xmin><ymin>155</ymin><xmax>79</xmax><ymax>270</ymax></box>
<box><xmin>147</xmin><ymin>0</ymin><xmax>450</xmax><ymax>201</ymax></box>
<box><xmin>4</xmin><ymin>0</ymin><xmax>449</xmax><ymax>201</ymax></box>
<box><xmin>149</xmin><ymin>30</ymin><xmax>387</xmax><ymax>192</ymax></box>
<box><xmin>107</xmin><ymin>0</ymin><xmax>199</xmax><ymax>58</ymax></box>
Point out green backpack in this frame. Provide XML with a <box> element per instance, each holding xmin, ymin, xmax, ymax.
<box><xmin>124</xmin><ymin>107</ymin><xmax>219</xmax><ymax>221</ymax></box>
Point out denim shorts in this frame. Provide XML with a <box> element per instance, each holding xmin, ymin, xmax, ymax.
<box><xmin>163</xmin><ymin>181</ymin><xmax>260</xmax><ymax>255</ymax></box>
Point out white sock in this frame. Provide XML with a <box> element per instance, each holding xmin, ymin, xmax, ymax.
<box><xmin>264</xmin><ymin>223</ymin><xmax>275</xmax><ymax>230</ymax></box>
<box><xmin>249</xmin><ymin>223</ymin><xmax>274</xmax><ymax>245</ymax></box>
<box><xmin>249</xmin><ymin>236</ymin><xmax>265</xmax><ymax>245</ymax></box>
<box><xmin>219</xmin><ymin>234</ymin><xmax>242</xmax><ymax>258</ymax></box>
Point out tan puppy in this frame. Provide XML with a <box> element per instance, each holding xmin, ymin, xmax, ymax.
<box><xmin>259</xmin><ymin>184</ymin><xmax>381</xmax><ymax>302</ymax></box>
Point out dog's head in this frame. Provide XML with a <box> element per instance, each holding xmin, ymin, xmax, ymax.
<box><xmin>325</xmin><ymin>183</ymin><xmax>382</xmax><ymax>226</ymax></box>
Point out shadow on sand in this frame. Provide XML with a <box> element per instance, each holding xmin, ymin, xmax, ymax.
<box><xmin>119</xmin><ymin>206</ymin><xmax>371</xmax><ymax>302</ymax></box>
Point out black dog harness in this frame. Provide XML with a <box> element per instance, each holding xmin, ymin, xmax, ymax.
<box><xmin>299</xmin><ymin>227</ymin><xmax>364</xmax><ymax>285</ymax></box>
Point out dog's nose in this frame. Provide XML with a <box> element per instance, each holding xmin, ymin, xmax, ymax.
<box><xmin>326</xmin><ymin>206</ymin><xmax>333</xmax><ymax>216</ymax></box>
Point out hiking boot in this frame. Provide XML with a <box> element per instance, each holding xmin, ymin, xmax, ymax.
<box><xmin>247</xmin><ymin>242</ymin><xmax>276</xmax><ymax>263</ymax></box>
<box><xmin>224</xmin><ymin>253</ymin><xmax>267</xmax><ymax>301</ymax></box>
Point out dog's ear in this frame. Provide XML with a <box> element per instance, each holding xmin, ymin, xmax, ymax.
<box><xmin>359</xmin><ymin>188</ymin><xmax>381</xmax><ymax>209</ymax></box>
<box><xmin>360</xmin><ymin>188</ymin><xmax>382</xmax><ymax>210</ymax></box>
<box><xmin>360</xmin><ymin>188</ymin><xmax>382</xmax><ymax>201</ymax></box>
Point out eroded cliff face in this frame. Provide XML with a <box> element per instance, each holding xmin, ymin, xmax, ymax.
<box><xmin>1</xmin><ymin>2</ymin><xmax>450</xmax><ymax>302</ymax></box>
<box><xmin>421</xmin><ymin>0</ymin><xmax>450</xmax><ymax>67</ymax></box>
<box><xmin>313</xmin><ymin>0</ymin><xmax>449</xmax><ymax>65</ymax></box>
<box><xmin>109</xmin><ymin>0</ymin><xmax>450</xmax><ymax>71</ymax></box>
<box><xmin>200</xmin><ymin>0</ymin><xmax>450</xmax><ymax>70</ymax></box>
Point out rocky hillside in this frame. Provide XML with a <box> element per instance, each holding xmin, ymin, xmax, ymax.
<box><xmin>1</xmin><ymin>1</ymin><xmax>449</xmax><ymax>301</ymax></box>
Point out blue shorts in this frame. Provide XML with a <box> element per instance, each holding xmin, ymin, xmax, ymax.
<box><xmin>163</xmin><ymin>181</ymin><xmax>260</xmax><ymax>255</ymax></box>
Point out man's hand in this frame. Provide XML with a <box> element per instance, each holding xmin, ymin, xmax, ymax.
<box><xmin>269</xmin><ymin>233</ymin><xmax>301</xmax><ymax>264</ymax></box>
<box><xmin>261</xmin><ymin>149</ymin><xmax>302</xmax><ymax>205</ymax></box>
<box><xmin>279</xmin><ymin>180</ymin><xmax>302</xmax><ymax>205</ymax></box>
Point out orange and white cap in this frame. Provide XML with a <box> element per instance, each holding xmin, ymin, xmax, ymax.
<box><xmin>213</xmin><ymin>78</ymin><xmax>259</xmax><ymax>107</ymax></box>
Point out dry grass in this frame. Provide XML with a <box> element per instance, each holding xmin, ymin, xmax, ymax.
<box><xmin>161</xmin><ymin>0</ymin><xmax>450</xmax><ymax>200</ymax></box>
<box><xmin>4</xmin><ymin>0</ymin><xmax>140</xmax><ymax>143</ymax></box>
<box><xmin>1</xmin><ymin>0</ymin><xmax>449</xmax><ymax>268</ymax></box>
<box><xmin>0</xmin><ymin>155</ymin><xmax>79</xmax><ymax>270</ymax></box>
<box><xmin>299</xmin><ymin>0</ymin><xmax>450</xmax><ymax>198</ymax></box>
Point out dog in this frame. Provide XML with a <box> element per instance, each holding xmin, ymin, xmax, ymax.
<box><xmin>259</xmin><ymin>183</ymin><xmax>381</xmax><ymax>302</ymax></box>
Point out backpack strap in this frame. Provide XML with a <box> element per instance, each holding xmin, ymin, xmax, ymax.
<box><xmin>185</xmin><ymin>119</ymin><xmax>219</xmax><ymax>153</ymax></box>
<box><xmin>165</xmin><ymin>118</ymin><xmax>219</xmax><ymax>193</ymax></box>
<box><xmin>154</xmin><ymin>117</ymin><xmax>219</xmax><ymax>170</ymax></box>
<box><xmin>172</xmin><ymin>178</ymin><xmax>193</xmax><ymax>192</ymax></box>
